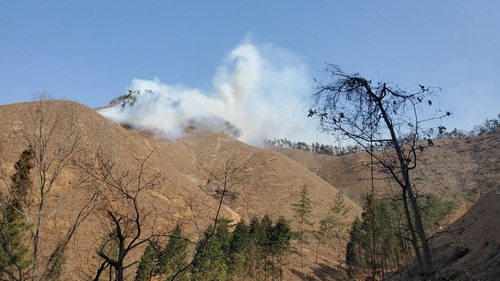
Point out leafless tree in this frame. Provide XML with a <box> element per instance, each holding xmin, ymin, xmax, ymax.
<box><xmin>308</xmin><ymin>65</ymin><xmax>450</xmax><ymax>281</ymax></box>
<box><xmin>0</xmin><ymin>94</ymin><xmax>99</xmax><ymax>280</ymax></box>
<box><xmin>79</xmin><ymin>147</ymin><xmax>165</xmax><ymax>281</ymax></box>
<box><xmin>168</xmin><ymin>155</ymin><xmax>250</xmax><ymax>281</ymax></box>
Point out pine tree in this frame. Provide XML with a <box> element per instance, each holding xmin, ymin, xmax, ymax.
<box><xmin>248</xmin><ymin>217</ymin><xmax>266</xmax><ymax>279</ymax></box>
<box><xmin>260</xmin><ymin>215</ymin><xmax>274</xmax><ymax>280</ymax></box>
<box><xmin>134</xmin><ymin>226</ymin><xmax>189</xmax><ymax>281</ymax></box>
<box><xmin>158</xmin><ymin>225</ymin><xmax>188</xmax><ymax>281</ymax></box>
<box><xmin>7</xmin><ymin>148</ymin><xmax>34</xmax><ymax>221</ymax></box>
<box><xmin>95</xmin><ymin>229</ymin><xmax>120</xmax><ymax>280</ymax></box>
<box><xmin>269</xmin><ymin>216</ymin><xmax>292</xmax><ymax>280</ymax></box>
<box><xmin>0</xmin><ymin>149</ymin><xmax>35</xmax><ymax>280</ymax></box>
<box><xmin>134</xmin><ymin>240</ymin><xmax>160</xmax><ymax>281</ymax></box>
<box><xmin>0</xmin><ymin>220</ymin><xmax>33</xmax><ymax>280</ymax></box>
<box><xmin>361</xmin><ymin>193</ymin><xmax>379</xmax><ymax>278</ymax></box>
<box><xmin>228</xmin><ymin>220</ymin><xmax>251</xmax><ymax>279</ymax></box>
<box><xmin>191</xmin><ymin>224</ymin><xmax>228</xmax><ymax>281</ymax></box>
<box><xmin>330</xmin><ymin>191</ymin><xmax>352</xmax><ymax>270</ymax></box>
<box><xmin>315</xmin><ymin>191</ymin><xmax>352</xmax><ymax>269</ymax></box>
<box><xmin>291</xmin><ymin>185</ymin><xmax>314</xmax><ymax>267</ymax></box>
<box><xmin>346</xmin><ymin>216</ymin><xmax>365</xmax><ymax>279</ymax></box>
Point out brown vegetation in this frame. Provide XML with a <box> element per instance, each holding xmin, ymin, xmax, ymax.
<box><xmin>0</xmin><ymin>100</ymin><xmax>498</xmax><ymax>280</ymax></box>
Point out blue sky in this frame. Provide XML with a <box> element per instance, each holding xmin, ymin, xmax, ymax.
<box><xmin>1</xmin><ymin>1</ymin><xmax>499</xmax><ymax>139</ymax></box>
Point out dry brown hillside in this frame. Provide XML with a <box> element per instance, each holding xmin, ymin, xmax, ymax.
<box><xmin>269</xmin><ymin>127</ymin><xmax>500</xmax><ymax>218</ymax></box>
<box><xmin>386</xmin><ymin>193</ymin><xmax>500</xmax><ymax>281</ymax></box>
<box><xmin>0</xmin><ymin>100</ymin><xmax>361</xmax><ymax>280</ymax></box>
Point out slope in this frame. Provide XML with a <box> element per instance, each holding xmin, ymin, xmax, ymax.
<box><xmin>0</xmin><ymin>100</ymin><xmax>361</xmax><ymax>280</ymax></box>
<box><xmin>387</xmin><ymin>193</ymin><xmax>500</xmax><ymax>280</ymax></box>
<box><xmin>269</xmin><ymin>127</ymin><xmax>500</xmax><ymax>217</ymax></box>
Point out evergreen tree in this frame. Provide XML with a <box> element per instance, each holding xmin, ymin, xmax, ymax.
<box><xmin>361</xmin><ymin>193</ymin><xmax>379</xmax><ymax>278</ymax></box>
<box><xmin>191</xmin><ymin>224</ymin><xmax>228</xmax><ymax>281</ymax></box>
<box><xmin>260</xmin><ymin>215</ymin><xmax>274</xmax><ymax>280</ymax></box>
<box><xmin>291</xmin><ymin>185</ymin><xmax>314</xmax><ymax>267</ymax></box>
<box><xmin>158</xmin><ymin>225</ymin><xmax>188</xmax><ymax>281</ymax></box>
<box><xmin>376</xmin><ymin>198</ymin><xmax>403</xmax><ymax>274</ymax></box>
<box><xmin>228</xmin><ymin>220</ymin><xmax>251</xmax><ymax>279</ymax></box>
<box><xmin>329</xmin><ymin>191</ymin><xmax>352</xmax><ymax>270</ymax></box>
<box><xmin>0</xmin><ymin>220</ymin><xmax>33</xmax><ymax>280</ymax></box>
<box><xmin>134</xmin><ymin>227</ymin><xmax>189</xmax><ymax>281</ymax></box>
<box><xmin>134</xmin><ymin>240</ymin><xmax>160</xmax><ymax>281</ymax></box>
<box><xmin>95</xmin><ymin>229</ymin><xmax>120</xmax><ymax>280</ymax></box>
<box><xmin>268</xmin><ymin>216</ymin><xmax>292</xmax><ymax>280</ymax></box>
<box><xmin>315</xmin><ymin>216</ymin><xmax>334</xmax><ymax>264</ymax></box>
<box><xmin>7</xmin><ymin>148</ymin><xmax>34</xmax><ymax>221</ymax></box>
<box><xmin>315</xmin><ymin>191</ymin><xmax>352</xmax><ymax>268</ymax></box>
<box><xmin>0</xmin><ymin>149</ymin><xmax>35</xmax><ymax>280</ymax></box>
<box><xmin>346</xmin><ymin>216</ymin><xmax>365</xmax><ymax>279</ymax></box>
<box><xmin>248</xmin><ymin>217</ymin><xmax>266</xmax><ymax>279</ymax></box>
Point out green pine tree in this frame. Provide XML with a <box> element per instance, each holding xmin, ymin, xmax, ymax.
<box><xmin>330</xmin><ymin>191</ymin><xmax>352</xmax><ymax>270</ymax></box>
<box><xmin>0</xmin><ymin>149</ymin><xmax>35</xmax><ymax>280</ymax></box>
<box><xmin>315</xmin><ymin>191</ymin><xmax>352</xmax><ymax>269</ymax></box>
<box><xmin>159</xmin><ymin>225</ymin><xmax>188</xmax><ymax>281</ymax></box>
<box><xmin>269</xmin><ymin>216</ymin><xmax>292</xmax><ymax>280</ymax></box>
<box><xmin>248</xmin><ymin>217</ymin><xmax>266</xmax><ymax>279</ymax></box>
<box><xmin>191</xmin><ymin>223</ymin><xmax>228</xmax><ymax>281</ymax></box>
<box><xmin>228</xmin><ymin>219</ymin><xmax>251</xmax><ymax>279</ymax></box>
<box><xmin>346</xmin><ymin>216</ymin><xmax>365</xmax><ymax>279</ymax></box>
<box><xmin>135</xmin><ymin>240</ymin><xmax>160</xmax><ymax>281</ymax></box>
<box><xmin>291</xmin><ymin>185</ymin><xmax>314</xmax><ymax>267</ymax></box>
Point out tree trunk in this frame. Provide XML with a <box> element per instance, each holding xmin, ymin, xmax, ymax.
<box><xmin>402</xmin><ymin>188</ymin><xmax>424</xmax><ymax>274</ymax></box>
<box><xmin>377</xmin><ymin>96</ymin><xmax>436</xmax><ymax>281</ymax></box>
<box><xmin>116</xmin><ymin>265</ymin><xmax>124</xmax><ymax>281</ymax></box>
<box><xmin>407</xmin><ymin>184</ymin><xmax>435</xmax><ymax>280</ymax></box>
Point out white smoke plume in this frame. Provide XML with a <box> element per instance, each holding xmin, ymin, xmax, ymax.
<box><xmin>99</xmin><ymin>42</ymin><xmax>314</xmax><ymax>144</ymax></box>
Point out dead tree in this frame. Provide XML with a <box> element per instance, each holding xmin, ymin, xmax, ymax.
<box><xmin>308</xmin><ymin>65</ymin><xmax>450</xmax><ymax>280</ymax></box>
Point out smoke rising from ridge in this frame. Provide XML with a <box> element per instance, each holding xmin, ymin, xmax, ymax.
<box><xmin>99</xmin><ymin>42</ymin><xmax>314</xmax><ymax>144</ymax></box>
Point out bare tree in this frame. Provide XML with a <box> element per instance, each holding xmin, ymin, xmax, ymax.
<box><xmin>169</xmin><ymin>155</ymin><xmax>250</xmax><ymax>281</ymax></box>
<box><xmin>0</xmin><ymin>94</ymin><xmax>98</xmax><ymax>280</ymax></box>
<box><xmin>198</xmin><ymin>156</ymin><xmax>248</xmax><ymax>207</ymax></box>
<box><xmin>308</xmin><ymin>65</ymin><xmax>450</xmax><ymax>280</ymax></box>
<box><xmin>80</xmin><ymin>148</ymin><xmax>165</xmax><ymax>281</ymax></box>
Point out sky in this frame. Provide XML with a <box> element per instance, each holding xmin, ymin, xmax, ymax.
<box><xmin>1</xmin><ymin>1</ymin><xmax>499</xmax><ymax>142</ymax></box>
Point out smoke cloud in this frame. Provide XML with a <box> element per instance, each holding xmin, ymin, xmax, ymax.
<box><xmin>99</xmin><ymin>42</ymin><xmax>314</xmax><ymax>144</ymax></box>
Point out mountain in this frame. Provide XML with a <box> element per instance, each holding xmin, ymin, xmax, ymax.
<box><xmin>0</xmin><ymin>99</ymin><xmax>498</xmax><ymax>280</ymax></box>
<box><xmin>0</xmin><ymin>100</ymin><xmax>360</xmax><ymax>280</ymax></box>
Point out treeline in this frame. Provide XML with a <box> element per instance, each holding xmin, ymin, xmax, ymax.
<box><xmin>133</xmin><ymin>216</ymin><xmax>292</xmax><ymax>281</ymax></box>
<box><xmin>263</xmin><ymin>138</ymin><xmax>363</xmax><ymax>156</ymax></box>
<box><xmin>434</xmin><ymin>113</ymin><xmax>500</xmax><ymax>139</ymax></box>
<box><xmin>345</xmin><ymin>193</ymin><xmax>456</xmax><ymax>279</ymax></box>
<box><xmin>265</xmin><ymin>113</ymin><xmax>500</xmax><ymax>155</ymax></box>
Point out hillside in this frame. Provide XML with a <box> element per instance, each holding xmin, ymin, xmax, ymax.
<box><xmin>386</xmin><ymin>193</ymin><xmax>500</xmax><ymax>280</ymax></box>
<box><xmin>1</xmin><ymin>100</ymin><xmax>498</xmax><ymax>280</ymax></box>
<box><xmin>0</xmin><ymin>100</ymin><xmax>361</xmax><ymax>280</ymax></box>
<box><xmin>269</xmin><ymin>127</ymin><xmax>500</xmax><ymax>217</ymax></box>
